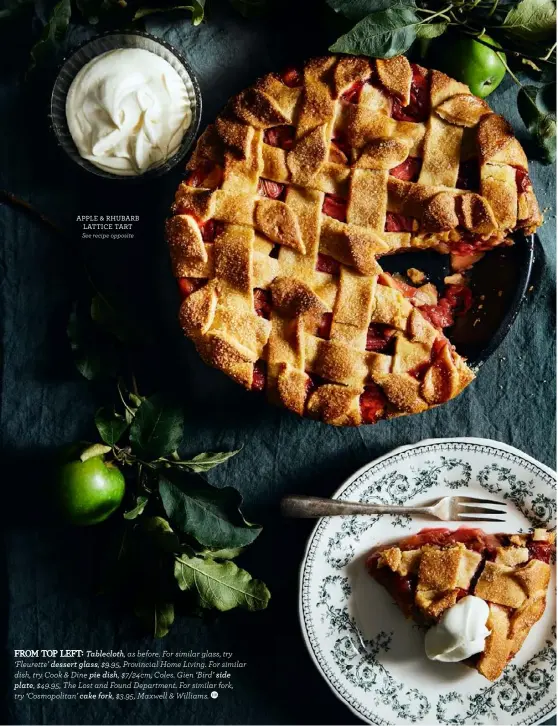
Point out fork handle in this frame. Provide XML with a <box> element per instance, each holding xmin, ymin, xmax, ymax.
<box><xmin>280</xmin><ymin>495</ymin><xmax>432</xmax><ymax>519</ymax></box>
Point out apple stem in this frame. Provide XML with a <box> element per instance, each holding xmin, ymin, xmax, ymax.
<box><xmin>458</xmin><ymin>28</ymin><xmax>554</xmax><ymax>65</ymax></box>
<box><xmin>486</xmin><ymin>0</ymin><xmax>499</xmax><ymax>19</ymax></box>
<box><xmin>417</xmin><ymin>4</ymin><xmax>453</xmax><ymax>22</ymax></box>
<box><xmin>542</xmin><ymin>43</ymin><xmax>557</xmax><ymax>62</ymax></box>
<box><xmin>117</xmin><ymin>379</ymin><xmax>136</xmax><ymax>417</ymax></box>
<box><xmin>497</xmin><ymin>53</ymin><xmax>531</xmax><ymax>95</ymax></box>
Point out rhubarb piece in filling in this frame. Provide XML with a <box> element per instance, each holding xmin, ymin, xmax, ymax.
<box><xmin>253</xmin><ymin>288</ymin><xmax>272</xmax><ymax>319</ymax></box>
<box><xmin>420</xmin><ymin>284</ymin><xmax>473</xmax><ymax>331</ymax></box>
<box><xmin>391</xmin><ymin>64</ymin><xmax>430</xmax><ymax>123</ymax></box>
<box><xmin>264</xmin><ymin>125</ymin><xmax>295</xmax><ymax>150</ymax></box>
<box><xmin>251</xmin><ymin>360</ymin><xmax>267</xmax><ymax>391</ymax></box>
<box><xmin>178</xmin><ymin>277</ymin><xmax>204</xmax><ymax>299</ymax></box>
<box><xmin>184</xmin><ymin>161</ymin><xmax>223</xmax><ymax>189</ymax></box>
<box><xmin>378</xmin><ymin>272</ymin><xmax>473</xmax><ymax>332</ymax></box>
<box><xmin>390</xmin><ymin>157</ymin><xmax>421</xmax><ymax>182</ymax></box>
<box><xmin>279</xmin><ymin>66</ymin><xmax>303</xmax><ymax>88</ymax></box>
<box><xmin>322</xmin><ymin>193</ymin><xmax>347</xmax><ymax>222</ymax></box>
<box><xmin>359</xmin><ymin>384</ymin><xmax>388</xmax><ymax>424</ymax></box>
<box><xmin>258</xmin><ymin>178</ymin><xmax>285</xmax><ymax>200</ymax></box>
<box><xmin>385</xmin><ymin>212</ymin><xmax>415</xmax><ymax>233</ymax></box>
<box><xmin>315</xmin><ymin>253</ymin><xmax>341</xmax><ymax>275</ymax></box>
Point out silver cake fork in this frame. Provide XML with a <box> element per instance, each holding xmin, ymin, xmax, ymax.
<box><xmin>280</xmin><ymin>495</ymin><xmax>506</xmax><ymax>522</ymax></box>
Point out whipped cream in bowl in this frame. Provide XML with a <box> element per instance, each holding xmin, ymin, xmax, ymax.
<box><xmin>51</xmin><ymin>32</ymin><xmax>201</xmax><ymax>180</ymax></box>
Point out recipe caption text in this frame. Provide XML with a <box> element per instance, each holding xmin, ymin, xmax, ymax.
<box><xmin>12</xmin><ymin>649</ymin><xmax>245</xmax><ymax>702</ymax></box>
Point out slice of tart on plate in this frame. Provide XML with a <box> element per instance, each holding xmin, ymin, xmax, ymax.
<box><xmin>367</xmin><ymin>526</ymin><xmax>555</xmax><ymax>681</ymax></box>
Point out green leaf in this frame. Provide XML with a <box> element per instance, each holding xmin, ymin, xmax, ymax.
<box><xmin>117</xmin><ymin>379</ymin><xmax>140</xmax><ymax>424</ymax></box>
<box><xmin>0</xmin><ymin>0</ymin><xmax>34</xmax><ymax>20</ymax></box>
<box><xmin>329</xmin><ymin>7</ymin><xmax>419</xmax><ymax>59</ymax></box>
<box><xmin>141</xmin><ymin>516</ymin><xmax>181</xmax><ymax>553</ymax></box>
<box><xmin>28</xmin><ymin>0</ymin><xmax>71</xmax><ymax>72</ymax></box>
<box><xmin>531</xmin><ymin>113</ymin><xmax>556</xmax><ymax>163</ymax></box>
<box><xmin>177</xmin><ymin>449</ymin><xmax>241</xmax><ymax>473</ymax></box>
<box><xmin>325</xmin><ymin>0</ymin><xmax>414</xmax><ymax>21</ymax></box>
<box><xmin>159</xmin><ymin>476</ymin><xmax>262</xmax><ymax>549</ymax></box>
<box><xmin>198</xmin><ymin>546</ymin><xmax>245</xmax><ymax>560</ymax></box>
<box><xmin>67</xmin><ymin>302</ymin><xmax>120</xmax><ymax>380</ymax></box>
<box><xmin>228</xmin><ymin>0</ymin><xmax>270</xmax><ymax>17</ymax></box>
<box><xmin>129</xmin><ymin>393</ymin><xmax>144</xmax><ymax>407</ymax></box>
<box><xmin>537</xmin><ymin>82</ymin><xmax>556</xmax><ymax>114</ymax></box>
<box><xmin>129</xmin><ymin>394</ymin><xmax>184</xmax><ymax>460</ymax></box>
<box><xmin>123</xmin><ymin>495</ymin><xmax>149</xmax><ymax>520</ymax></box>
<box><xmin>174</xmin><ymin>554</ymin><xmax>270</xmax><ymax>612</ymax></box>
<box><xmin>79</xmin><ymin>442</ymin><xmax>112</xmax><ymax>462</ymax></box>
<box><xmin>90</xmin><ymin>295</ymin><xmax>147</xmax><ymax>345</ymax></box>
<box><xmin>95</xmin><ymin>406</ymin><xmax>128</xmax><ymax>446</ymax></box>
<box><xmin>415</xmin><ymin>22</ymin><xmax>447</xmax><ymax>39</ymax></box>
<box><xmin>503</xmin><ymin>0</ymin><xmax>556</xmax><ymax>42</ymax></box>
<box><xmin>517</xmin><ymin>85</ymin><xmax>557</xmax><ymax>163</ymax></box>
<box><xmin>134</xmin><ymin>600</ymin><xmax>175</xmax><ymax>638</ymax></box>
<box><xmin>133</xmin><ymin>0</ymin><xmax>204</xmax><ymax>23</ymax></box>
<box><xmin>518</xmin><ymin>85</ymin><xmax>541</xmax><ymax>127</ymax></box>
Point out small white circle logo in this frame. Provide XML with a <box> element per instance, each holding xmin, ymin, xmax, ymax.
<box><xmin>211</xmin><ymin>691</ymin><xmax>218</xmax><ymax>699</ymax></box>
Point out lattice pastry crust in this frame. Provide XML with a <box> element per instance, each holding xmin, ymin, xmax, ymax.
<box><xmin>166</xmin><ymin>55</ymin><xmax>542</xmax><ymax>426</ymax></box>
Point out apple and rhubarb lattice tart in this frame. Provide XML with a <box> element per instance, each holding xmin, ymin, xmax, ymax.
<box><xmin>167</xmin><ymin>55</ymin><xmax>541</xmax><ymax>425</ymax></box>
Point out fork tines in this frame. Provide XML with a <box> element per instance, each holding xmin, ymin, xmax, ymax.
<box><xmin>457</xmin><ymin>496</ymin><xmax>506</xmax><ymax>522</ymax></box>
<box><xmin>458</xmin><ymin>496</ymin><xmax>505</xmax><ymax>505</ymax></box>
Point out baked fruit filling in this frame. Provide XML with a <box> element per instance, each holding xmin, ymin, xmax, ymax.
<box><xmin>166</xmin><ymin>54</ymin><xmax>542</xmax><ymax>426</ymax></box>
<box><xmin>264</xmin><ymin>125</ymin><xmax>295</xmax><ymax>150</ymax></box>
<box><xmin>389</xmin><ymin>156</ymin><xmax>422</xmax><ymax>182</ymax></box>
<box><xmin>315</xmin><ymin>253</ymin><xmax>341</xmax><ymax>275</ymax></box>
<box><xmin>279</xmin><ymin>66</ymin><xmax>303</xmax><ymax>88</ymax></box>
<box><xmin>376</xmin><ymin>272</ymin><xmax>473</xmax><ymax>330</ymax></box>
<box><xmin>322</xmin><ymin>193</ymin><xmax>347</xmax><ymax>222</ymax></box>
<box><xmin>391</xmin><ymin>64</ymin><xmax>430</xmax><ymax>122</ymax></box>
<box><xmin>258</xmin><ymin>178</ymin><xmax>285</xmax><ymax>200</ymax></box>
<box><xmin>367</xmin><ymin>527</ymin><xmax>554</xmax><ymax>681</ymax></box>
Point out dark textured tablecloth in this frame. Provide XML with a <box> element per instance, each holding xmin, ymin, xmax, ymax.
<box><xmin>1</xmin><ymin>2</ymin><xmax>556</xmax><ymax>723</ymax></box>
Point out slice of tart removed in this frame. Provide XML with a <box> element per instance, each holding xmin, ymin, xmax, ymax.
<box><xmin>366</xmin><ymin>527</ymin><xmax>554</xmax><ymax>681</ymax></box>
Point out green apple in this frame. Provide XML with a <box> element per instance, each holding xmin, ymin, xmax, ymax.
<box><xmin>436</xmin><ymin>34</ymin><xmax>506</xmax><ymax>98</ymax></box>
<box><xmin>54</xmin><ymin>454</ymin><xmax>125</xmax><ymax>526</ymax></box>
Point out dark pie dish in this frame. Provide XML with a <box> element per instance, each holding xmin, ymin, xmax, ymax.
<box><xmin>380</xmin><ymin>232</ymin><xmax>535</xmax><ymax>369</ymax></box>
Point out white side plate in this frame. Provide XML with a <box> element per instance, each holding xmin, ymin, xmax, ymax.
<box><xmin>299</xmin><ymin>438</ymin><xmax>556</xmax><ymax>725</ymax></box>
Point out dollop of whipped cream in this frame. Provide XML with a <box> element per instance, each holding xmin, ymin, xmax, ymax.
<box><xmin>66</xmin><ymin>48</ymin><xmax>192</xmax><ymax>176</ymax></box>
<box><xmin>425</xmin><ymin>595</ymin><xmax>491</xmax><ymax>663</ymax></box>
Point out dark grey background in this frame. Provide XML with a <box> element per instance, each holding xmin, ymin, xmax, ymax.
<box><xmin>1</xmin><ymin>1</ymin><xmax>556</xmax><ymax>724</ymax></box>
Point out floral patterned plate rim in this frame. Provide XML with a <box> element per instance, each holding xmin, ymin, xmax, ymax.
<box><xmin>299</xmin><ymin>437</ymin><xmax>556</xmax><ymax>726</ymax></box>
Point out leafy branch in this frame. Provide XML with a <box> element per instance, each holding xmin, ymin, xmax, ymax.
<box><xmin>66</xmin><ymin>291</ymin><xmax>269</xmax><ymax>637</ymax></box>
<box><xmin>5</xmin><ymin>0</ymin><xmax>271</xmax><ymax>73</ymax></box>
